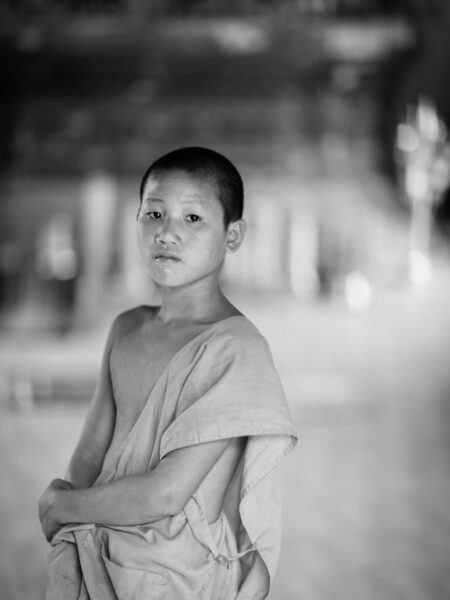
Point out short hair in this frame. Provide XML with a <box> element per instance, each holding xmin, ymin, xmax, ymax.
<box><xmin>139</xmin><ymin>147</ymin><xmax>244</xmax><ymax>227</ymax></box>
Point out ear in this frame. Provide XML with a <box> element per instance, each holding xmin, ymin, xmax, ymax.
<box><xmin>225</xmin><ymin>219</ymin><xmax>246</xmax><ymax>253</ymax></box>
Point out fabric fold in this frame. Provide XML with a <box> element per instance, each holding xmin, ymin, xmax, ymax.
<box><xmin>47</xmin><ymin>316</ymin><xmax>297</xmax><ymax>600</ymax></box>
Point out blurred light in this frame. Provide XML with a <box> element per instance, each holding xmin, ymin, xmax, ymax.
<box><xmin>213</xmin><ymin>22</ymin><xmax>269</xmax><ymax>54</ymax></box>
<box><xmin>405</xmin><ymin>165</ymin><xmax>428</xmax><ymax>203</ymax></box>
<box><xmin>432</xmin><ymin>151</ymin><xmax>450</xmax><ymax>193</ymax></box>
<box><xmin>345</xmin><ymin>271</ymin><xmax>372</xmax><ymax>313</ymax></box>
<box><xmin>396</xmin><ymin>123</ymin><xmax>419</xmax><ymax>153</ymax></box>
<box><xmin>35</xmin><ymin>215</ymin><xmax>78</xmax><ymax>281</ymax></box>
<box><xmin>322</xmin><ymin>21</ymin><xmax>414</xmax><ymax>62</ymax></box>
<box><xmin>408</xmin><ymin>250</ymin><xmax>431</xmax><ymax>284</ymax></box>
<box><xmin>417</xmin><ymin>99</ymin><xmax>442</xmax><ymax>142</ymax></box>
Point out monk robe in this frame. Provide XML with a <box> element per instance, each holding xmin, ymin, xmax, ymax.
<box><xmin>47</xmin><ymin>315</ymin><xmax>297</xmax><ymax>600</ymax></box>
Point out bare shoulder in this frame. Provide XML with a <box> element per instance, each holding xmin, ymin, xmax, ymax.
<box><xmin>109</xmin><ymin>305</ymin><xmax>158</xmax><ymax>342</ymax></box>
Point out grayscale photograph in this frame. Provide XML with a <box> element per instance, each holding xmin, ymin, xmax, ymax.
<box><xmin>0</xmin><ymin>1</ymin><xmax>450</xmax><ymax>599</ymax></box>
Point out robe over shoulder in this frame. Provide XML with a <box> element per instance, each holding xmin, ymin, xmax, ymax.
<box><xmin>47</xmin><ymin>315</ymin><xmax>298</xmax><ymax>600</ymax></box>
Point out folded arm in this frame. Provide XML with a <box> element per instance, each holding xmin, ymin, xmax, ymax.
<box><xmin>39</xmin><ymin>437</ymin><xmax>237</xmax><ymax>540</ymax></box>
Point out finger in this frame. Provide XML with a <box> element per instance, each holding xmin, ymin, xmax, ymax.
<box><xmin>50</xmin><ymin>478</ymin><xmax>66</xmax><ymax>487</ymax></box>
<box><xmin>51</xmin><ymin>478</ymin><xmax>73</xmax><ymax>490</ymax></box>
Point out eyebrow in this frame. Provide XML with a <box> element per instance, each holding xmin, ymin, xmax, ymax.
<box><xmin>143</xmin><ymin>196</ymin><xmax>207</xmax><ymax>205</ymax></box>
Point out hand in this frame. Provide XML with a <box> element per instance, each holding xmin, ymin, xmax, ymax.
<box><xmin>38</xmin><ymin>479</ymin><xmax>73</xmax><ymax>542</ymax></box>
<box><xmin>38</xmin><ymin>478</ymin><xmax>74</xmax><ymax>519</ymax></box>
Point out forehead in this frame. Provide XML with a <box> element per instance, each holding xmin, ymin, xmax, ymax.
<box><xmin>142</xmin><ymin>169</ymin><xmax>220</xmax><ymax>207</ymax></box>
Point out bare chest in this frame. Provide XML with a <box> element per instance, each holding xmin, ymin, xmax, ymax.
<box><xmin>109</xmin><ymin>325</ymin><xmax>203</xmax><ymax>432</ymax></box>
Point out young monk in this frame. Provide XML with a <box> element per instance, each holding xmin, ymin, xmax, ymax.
<box><xmin>38</xmin><ymin>146</ymin><xmax>297</xmax><ymax>600</ymax></box>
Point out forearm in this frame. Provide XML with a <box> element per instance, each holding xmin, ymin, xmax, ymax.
<box><xmin>54</xmin><ymin>472</ymin><xmax>172</xmax><ymax>527</ymax></box>
<box><xmin>49</xmin><ymin>439</ymin><xmax>233</xmax><ymax>531</ymax></box>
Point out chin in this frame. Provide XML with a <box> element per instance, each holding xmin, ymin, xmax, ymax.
<box><xmin>149</xmin><ymin>274</ymin><xmax>178</xmax><ymax>288</ymax></box>
<box><xmin>148</xmin><ymin>270</ymin><xmax>187</xmax><ymax>288</ymax></box>
<box><xmin>155</xmin><ymin>272</ymin><xmax>217</xmax><ymax>290</ymax></box>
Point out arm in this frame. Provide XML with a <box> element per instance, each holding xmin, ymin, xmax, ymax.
<box><xmin>64</xmin><ymin>316</ymin><xmax>120</xmax><ymax>489</ymax></box>
<box><xmin>38</xmin><ymin>314</ymin><xmax>122</xmax><ymax>540</ymax></box>
<box><xmin>39</xmin><ymin>437</ymin><xmax>239</xmax><ymax>538</ymax></box>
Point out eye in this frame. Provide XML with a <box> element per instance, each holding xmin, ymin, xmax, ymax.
<box><xmin>186</xmin><ymin>214</ymin><xmax>201</xmax><ymax>223</ymax></box>
<box><xmin>146</xmin><ymin>211</ymin><xmax>162</xmax><ymax>220</ymax></box>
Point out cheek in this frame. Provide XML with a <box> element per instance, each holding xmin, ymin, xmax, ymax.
<box><xmin>192</xmin><ymin>231</ymin><xmax>226</xmax><ymax>256</ymax></box>
<box><xmin>136</xmin><ymin>221</ymin><xmax>153</xmax><ymax>244</ymax></box>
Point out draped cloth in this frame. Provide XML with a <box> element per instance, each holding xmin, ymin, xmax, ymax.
<box><xmin>47</xmin><ymin>316</ymin><xmax>298</xmax><ymax>600</ymax></box>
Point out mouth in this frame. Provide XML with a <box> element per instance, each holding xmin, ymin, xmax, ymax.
<box><xmin>152</xmin><ymin>252</ymin><xmax>181</xmax><ymax>262</ymax></box>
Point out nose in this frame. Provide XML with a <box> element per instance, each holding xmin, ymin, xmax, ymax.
<box><xmin>155</xmin><ymin>217</ymin><xmax>180</xmax><ymax>246</ymax></box>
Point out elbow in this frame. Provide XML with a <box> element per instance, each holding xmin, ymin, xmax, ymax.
<box><xmin>162</xmin><ymin>485</ymin><xmax>190</xmax><ymax>517</ymax></box>
<box><xmin>145</xmin><ymin>463</ymin><xmax>192</xmax><ymax>519</ymax></box>
<box><xmin>142</xmin><ymin>481</ymin><xmax>182</xmax><ymax>519</ymax></box>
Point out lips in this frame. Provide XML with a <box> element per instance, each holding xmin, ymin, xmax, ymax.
<box><xmin>152</xmin><ymin>252</ymin><xmax>181</xmax><ymax>262</ymax></box>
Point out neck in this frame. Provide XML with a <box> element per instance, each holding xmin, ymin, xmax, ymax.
<box><xmin>156</xmin><ymin>277</ymin><xmax>236</xmax><ymax>325</ymax></box>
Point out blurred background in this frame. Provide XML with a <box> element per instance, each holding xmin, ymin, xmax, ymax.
<box><xmin>1</xmin><ymin>1</ymin><xmax>450</xmax><ymax>599</ymax></box>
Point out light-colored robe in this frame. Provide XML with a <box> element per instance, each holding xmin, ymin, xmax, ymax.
<box><xmin>47</xmin><ymin>315</ymin><xmax>297</xmax><ymax>600</ymax></box>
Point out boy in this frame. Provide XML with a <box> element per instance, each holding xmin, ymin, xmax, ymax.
<box><xmin>39</xmin><ymin>147</ymin><xmax>297</xmax><ymax>599</ymax></box>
